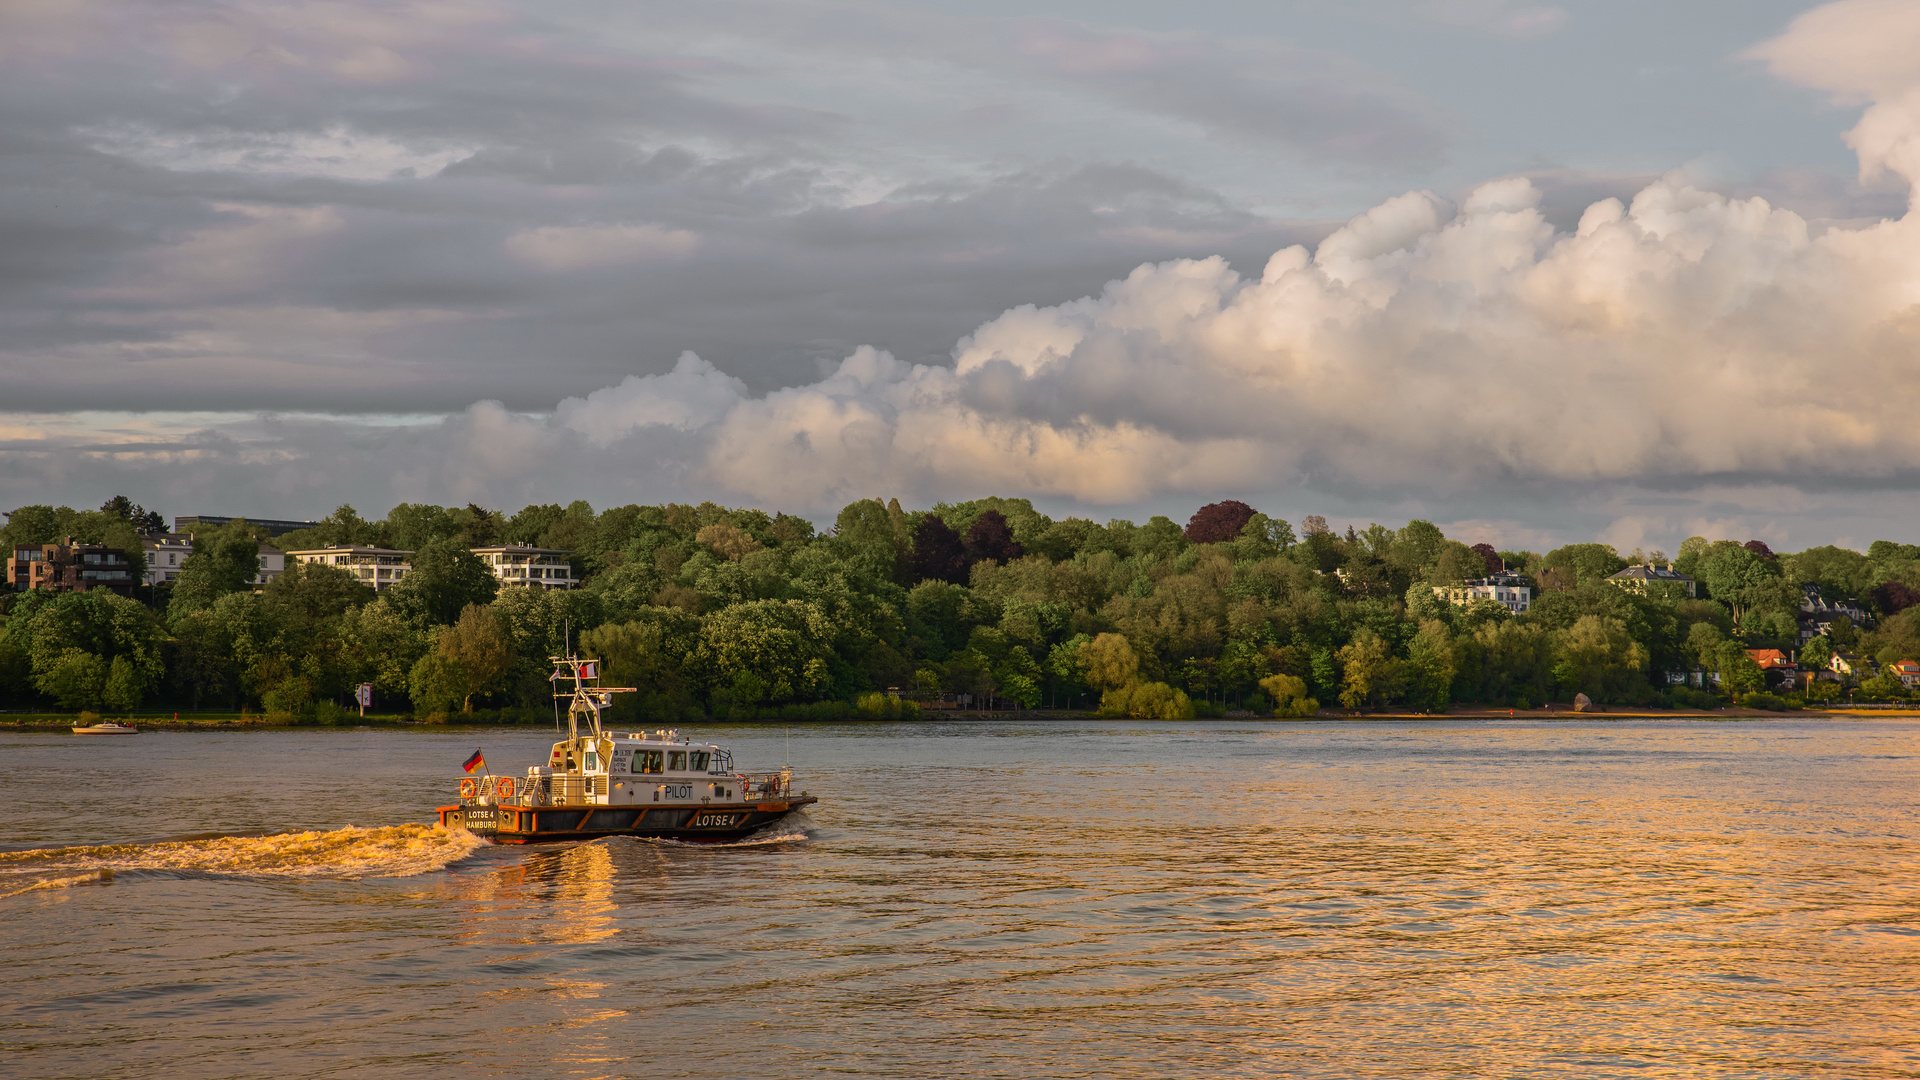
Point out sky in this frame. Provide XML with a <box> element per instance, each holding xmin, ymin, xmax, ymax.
<box><xmin>3</xmin><ymin>0</ymin><xmax>1918</xmax><ymax>553</ymax></box>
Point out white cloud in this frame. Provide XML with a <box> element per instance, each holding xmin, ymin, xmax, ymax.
<box><xmin>1747</xmin><ymin>0</ymin><xmax>1920</xmax><ymax>188</ymax></box>
<box><xmin>555</xmin><ymin>351</ymin><xmax>747</xmax><ymax>444</ymax></box>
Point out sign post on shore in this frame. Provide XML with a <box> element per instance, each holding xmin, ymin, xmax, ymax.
<box><xmin>357</xmin><ymin>683</ymin><xmax>373</xmax><ymax>717</ymax></box>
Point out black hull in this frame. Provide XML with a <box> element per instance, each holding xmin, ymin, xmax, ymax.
<box><xmin>438</xmin><ymin>799</ymin><xmax>813</xmax><ymax>844</ymax></box>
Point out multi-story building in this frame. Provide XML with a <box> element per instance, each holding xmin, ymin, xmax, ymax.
<box><xmin>471</xmin><ymin>545</ymin><xmax>576</xmax><ymax>590</ymax></box>
<box><xmin>1606</xmin><ymin>564</ymin><xmax>1697</xmax><ymax>597</ymax></box>
<box><xmin>1432</xmin><ymin>570</ymin><xmax>1532</xmax><ymax>614</ymax></box>
<box><xmin>6</xmin><ymin>539</ymin><xmax>136</xmax><ymax>595</ymax></box>
<box><xmin>142</xmin><ymin>533</ymin><xmax>286</xmax><ymax>588</ymax></box>
<box><xmin>174</xmin><ymin>515</ymin><xmax>317</xmax><ymax>538</ymax></box>
<box><xmin>285</xmin><ymin>546</ymin><xmax>414</xmax><ymax>591</ymax></box>
<box><xmin>146</xmin><ymin>534</ymin><xmax>191</xmax><ymax>586</ymax></box>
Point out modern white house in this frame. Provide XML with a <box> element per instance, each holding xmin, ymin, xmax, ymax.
<box><xmin>472</xmin><ymin>545</ymin><xmax>576</xmax><ymax>590</ymax></box>
<box><xmin>1432</xmin><ymin>570</ymin><xmax>1532</xmax><ymax>614</ymax></box>
<box><xmin>144</xmin><ymin>533</ymin><xmax>285</xmax><ymax>587</ymax></box>
<box><xmin>285</xmin><ymin>546</ymin><xmax>415</xmax><ymax>591</ymax></box>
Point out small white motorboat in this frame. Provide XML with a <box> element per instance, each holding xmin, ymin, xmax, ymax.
<box><xmin>72</xmin><ymin>722</ymin><xmax>139</xmax><ymax>735</ymax></box>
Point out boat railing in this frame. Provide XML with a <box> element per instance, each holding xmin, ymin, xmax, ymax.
<box><xmin>738</xmin><ymin>770</ymin><xmax>794</xmax><ymax>800</ymax></box>
<box><xmin>462</xmin><ymin>769</ymin><xmax>796</xmax><ymax>808</ymax></box>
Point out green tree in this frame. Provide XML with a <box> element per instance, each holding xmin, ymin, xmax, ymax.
<box><xmin>580</xmin><ymin>618</ymin><xmax>695</xmax><ymax>721</ymax></box>
<box><xmin>1</xmin><ymin>505</ymin><xmax>59</xmax><ymax>549</ymax></box>
<box><xmin>262</xmin><ymin>561</ymin><xmax>376</xmax><ymax>620</ymax></box>
<box><xmin>387</xmin><ymin>539</ymin><xmax>499</xmax><ymax>626</ymax></box>
<box><xmin>1405</xmin><ymin>583</ymin><xmax>1452</xmax><ymax>623</ymax></box>
<box><xmin>1859</xmin><ymin>671</ymin><xmax>1907</xmax><ymax>701</ymax></box>
<box><xmin>168</xmin><ymin>522</ymin><xmax>263</xmax><ymax>619</ymax></box>
<box><xmin>383</xmin><ymin>503</ymin><xmax>459</xmax><ymax>551</ymax></box>
<box><xmin>343</xmin><ymin>599</ymin><xmax>427</xmax><ymax>702</ymax></box>
<box><xmin>1469</xmin><ymin>620</ymin><xmax>1552</xmax><ymax>705</ymax></box>
<box><xmin>408</xmin><ymin>652</ymin><xmax>466</xmax><ymax>715</ymax></box>
<box><xmin>1337</xmin><ymin>629</ymin><xmax>1405</xmax><ymax>710</ymax></box>
<box><xmin>835</xmin><ymin>499</ymin><xmax>904</xmax><ymax>584</ymax></box>
<box><xmin>691</xmin><ymin>599</ymin><xmax>836</xmax><ymax>704</ymax></box>
<box><xmin>1712</xmin><ymin>642</ymin><xmax>1765</xmax><ymax>698</ymax></box>
<box><xmin>102</xmin><ymin>655</ymin><xmax>144</xmax><ymax>711</ymax></box>
<box><xmin>437</xmin><ymin>604</ymin><xmax>515</xmax><ymax>712</ymax></box>
<box><xmin>41</xmin><ymin>650</ymin><xmax>108</xmax><ymax>709</ymax></box>
<box><xmin>21</xmin><ymin>591</ymin><xmax>165</xmax><ymax>709</ymax></box>
<box><xmin>1429</xmin><ymin>542</ymin><xmax>1485</xmax><ymax>585</ymax></box>
<box><xmin>1259</xmin><ymin>673</ymin><xmax>1318</xmax><ymax>717</ymax></box>
<box><xmin>1553</xmin><ymin>615</ymin><xmax>1650</xmax><ymax>703</ymax></box>
<box><xmin>1692</xmin><ymin>541</ymin><xmax>1793</xmax><ymax>628</ymax></box>
<box><xmin>1394</xmin><ymin>520</ymin><xmax>1448</xmax><ymax>575</ymax></box>
<box><xmin>1100</xmin><ymin>681</ymin><xmax>1194</xmax><ymax>719</ymax></box>
<box><xmin>1405</xmin><ymin>621</ymin><xmax>1456</xmax><ymax>711</ymax></box>
<box><xmin>1078</xmin><ymin>632</ymin><xmax>1140</xmax><ymax>691</ymax></box>
<box><xmin>1538</xmin><ymin>543</ymin><xmax>1627</xmax><ymax>589</ymax></box>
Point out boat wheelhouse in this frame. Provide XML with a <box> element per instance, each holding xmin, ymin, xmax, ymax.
<box><xmin>437</xmin><ymin>655</ymin><xmax>814</xmax><ymax>843</ymax></box>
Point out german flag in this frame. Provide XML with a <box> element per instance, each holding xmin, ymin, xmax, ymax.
<box><xmin>463</xmin><ymin>748</ymin><xmax>486</xmax><ymax>774</ymax></box>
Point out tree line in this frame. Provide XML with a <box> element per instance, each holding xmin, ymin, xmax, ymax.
<box><xmin>4</xmin><ymin>495</ymin><xmax>1920</xmax><ymax>720</ymax></box>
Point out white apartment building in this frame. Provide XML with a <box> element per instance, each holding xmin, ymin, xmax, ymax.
<box><xmin>286</xmin><ymin>546</ymin><xmax>415</xmax><ymax>591</ymax></box>
<box><xmin>472</xmin><ymin>545</ymin><xmax>576</xmax><ymax>590</ymax></box>
<box><xmin>1433</xmin><ymin>570</ymin><xmax>1532</xmax><ymax>614</ymax></box>
<box><xmin>144</xmin><ymin>534</ymin><xmax>285</xmax><ymax>587</ymax></box>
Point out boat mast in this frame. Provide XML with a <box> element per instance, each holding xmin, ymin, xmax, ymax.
<box><xmin>551</xmin><ymin>650</ymin><xmax>637</xmax><ymax>749</ymax></box>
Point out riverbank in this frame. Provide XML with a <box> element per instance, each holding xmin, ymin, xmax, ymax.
<box><xmin>5</xmin><ymin>706</ymin><xmax>1917</xmax><ymax>731</ymax></box>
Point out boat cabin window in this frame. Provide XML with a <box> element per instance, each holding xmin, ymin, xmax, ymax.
<box><xmin>668</xmin><ymin>750</ymin><xmax>687</xmax><ymax>771</ymax></box>
<box><xmin>584</xmin><ymin>751</ymin><xmax>599</xmax><ymax>772</ymax></box>
<box><xmin>688</xmin><ymin>750</ymin><xmax>710</xmax><ymax>771</ymax></box>
<box><xmin>635</xmin><ymin>750</ymin><xmax>664</xmax><ymax>774</ymax></box>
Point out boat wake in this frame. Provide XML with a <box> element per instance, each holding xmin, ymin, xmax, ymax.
<box><xmin>0</xmin><ymin>824</ymin><xmax>487</xmax><ymax>899</ymax></box>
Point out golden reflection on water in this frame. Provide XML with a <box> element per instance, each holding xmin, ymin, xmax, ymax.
<box><xmin>7</xmin><ymin>721</ymin><xmax>1920</xmax><ymax>1079</ymax></box>
<box><xmin>468</xmin><ymin>843</ymin><xmax>630</xmax><ymax>1075</ymax></box>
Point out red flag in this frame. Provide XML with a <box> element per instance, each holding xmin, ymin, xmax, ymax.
<box><xmin>580</xmin><ymin>660</ymin><xmax>598</xmax><ymax>679</ymax></box>
<box><xmin>463</xmin><ymin>748</ymin><xmax>485</xmax><ymax>774</ymax></box>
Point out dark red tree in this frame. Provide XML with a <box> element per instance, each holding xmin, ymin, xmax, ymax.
<box><xmin>909</xmin><ymin>515</ymin><xmax>968</xmax><ymax>584</ymax></box>
<box><xmin>963</xmin><ymin>510</ymin><xmax>1023</xmax><ymax>566</ymax></box>
<box><xmin>1470</xmin><ymin>542</ymin><xmax>1503</xmax><ymax>575</ymax></box>
<box><xmin>1184</xmin><ymin>500</ymin><xmax>1257</xmax><ymax>544</ymax></box>
<box><xmin>1872</xmin><ymin>580</ymin><xmax>1920</xmax><ymax>615</ymax></box>
<box><xmin>1744</xmin><ymin>539</ymin><xmax>1777</xmax><ymax>560</ymax></box>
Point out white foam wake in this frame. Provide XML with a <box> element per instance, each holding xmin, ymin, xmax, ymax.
<box><xmin>0</xmin><ymin>824</ymin><xmax>487</xmax><ymax>898</ymax></box>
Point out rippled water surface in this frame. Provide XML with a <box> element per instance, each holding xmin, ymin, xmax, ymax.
<box><xmin>4</xmin><ymin>719</ymin><xmax>1920</xmax><ymax>1079</ymax></box>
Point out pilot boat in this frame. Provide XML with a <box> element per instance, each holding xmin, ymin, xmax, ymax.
<box><xmin>437</xmin><ymin>654</ymin><xmax>815</xmax><ymax>844</ymax></box>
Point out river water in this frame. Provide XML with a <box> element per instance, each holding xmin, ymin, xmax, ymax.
<box><xmin>3</xmin><ymin>719</ymin><xmax>1918</xmax><ymax>1079</ymax></box>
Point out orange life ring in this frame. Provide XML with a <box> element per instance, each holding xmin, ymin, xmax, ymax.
<box><xmin>496</xmin><ymin>776</ymin><xmax>516</xmax><ymax>798</ymax></box>
<box><xmin>459</xmin><ymin>778</ymin><xmax>476</xmax><ymax>798</ymax></box>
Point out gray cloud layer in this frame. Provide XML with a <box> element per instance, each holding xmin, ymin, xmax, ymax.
<box><xmin>6</xmin><ymin>0</ymin><xmax>1919</xmax><ymax>554</ymax></box>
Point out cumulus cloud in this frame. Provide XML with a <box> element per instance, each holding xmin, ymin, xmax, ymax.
<box><xmin>1747</xmin><ymin>0</ymin><xmax>1920</xmax><ymax>189</ymax></box>
<box><xmin>512</xmin><ymin>176</ymin><xmax>1918</xmax><ymax>511</ymax></box>
<box><xmin>394</xmin><ymin>0</ymin><xmax>1920</xmax><ymax>517</ymax></box>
